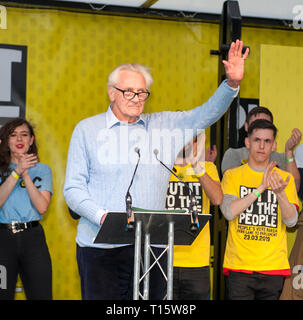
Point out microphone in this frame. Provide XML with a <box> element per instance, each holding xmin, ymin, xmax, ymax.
<box><xmin>153</xmin><ymin>149</ymin><xmax>199</xmax><ymax>231</ymax></box>
<box><xmin>125</xmin><ymin>147</ymin><xmax>141</xmax><ymax>230</ymax></box>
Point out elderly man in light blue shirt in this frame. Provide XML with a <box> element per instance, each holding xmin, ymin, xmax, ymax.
<box><xmin>64</xmin><ymin>40</ymin><xmax>249</xmax><ymax>300</ymax></box>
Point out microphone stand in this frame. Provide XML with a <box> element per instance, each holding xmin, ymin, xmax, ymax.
<box><xmin>153</xmin><ymin>149</ymin><xmax>199</xmax><ymax>231</ymax></box>
<box><xmin>125</xmin><ymin>148</ymin><xmax>141</xmax><ymax>230</ymax></box>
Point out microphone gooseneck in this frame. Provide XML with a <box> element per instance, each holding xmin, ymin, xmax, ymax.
<box><xmin>125</xmin><ymin>147</ymin><xmax>141</xmax><ymax>230</ymax></box>
<box><xmin>154</xmin><ymin>149</ymin><xmax>183</xmax><ymax>183</ymax></box>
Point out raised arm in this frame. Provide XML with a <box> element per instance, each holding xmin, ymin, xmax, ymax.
<box><xmin>185</xmin><ymin>135</ymin><xmax>223</xmax><ymax>205</ymax></box>
<box><xmin>157</xmin><ymin>40</ymin><xmax>250</xmax><ymax>139</ymax></box>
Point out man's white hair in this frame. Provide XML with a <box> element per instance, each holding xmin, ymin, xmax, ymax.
<box><xmin>107</xmin><ymin>63</ymin><xmax>153</xmax><ymax>89</ymax></box>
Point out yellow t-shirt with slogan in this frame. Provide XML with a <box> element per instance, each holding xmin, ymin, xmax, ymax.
<box><xmin>166</xmin><ymin>161</ymin><xmax>219</xmax><ymax>267</ymax></box>
<box><xmin>222</xmin><ymin>163</ymin><xmax>299</xmax><ymax>272</ymax></box>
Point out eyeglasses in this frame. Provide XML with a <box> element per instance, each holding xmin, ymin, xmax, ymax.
<box><xmin>114</xmin><ymin>86</ymin><xmax>150</xmax><ymax>101</ymax></box>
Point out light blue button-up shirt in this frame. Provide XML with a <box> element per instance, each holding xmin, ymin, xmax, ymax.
<box><xmin>63</xmin><ymin>80</ymin><xmax>238</xmax><ymax>248</ymax></box>
<box><xmin>0</xmin><ymin>163</ymin><xmax>53</xmax><ymax>223</ymax></box>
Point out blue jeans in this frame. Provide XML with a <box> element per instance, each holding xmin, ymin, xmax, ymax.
<box><xmin>76</xmin><ymin>245</ymin><xmax>167</xmax><ymax>300</ymax></box>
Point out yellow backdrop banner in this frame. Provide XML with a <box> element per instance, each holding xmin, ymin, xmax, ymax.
<box><xmin>260</xmin><ymin>44</ymin><xmax>303</xmax><ymax>254</ymax></box>
<box><xmin>260</xmin><ymin>44</ymin><xmax>303</xmax><ymax>152</ymax></box>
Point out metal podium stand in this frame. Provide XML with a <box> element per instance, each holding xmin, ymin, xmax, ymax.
<box><xmin>94</xmin><ymin>208</ymin><xmax>211</xmax><ymax>300</ymax></box>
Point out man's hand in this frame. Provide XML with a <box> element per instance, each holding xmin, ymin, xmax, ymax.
<box><xmin>223</xmin><ymin>39</ymin><xmax>249</xmax><ymax>88</ymax></box>
<box><xmin>259</xmin><ymin>161</ymin><xmax>277</xmax><ymax>193</ymax></box>
<box><xmin>285</xmin><ymin>128</ymin><xmax>302</xmax><ymax>154</ymax></box>
<box><xmin>269</xmin><ymin>170</ymin><xmax>290</xmax><ymax>196</ymax></box>
<box><xmin>185</xmin><ymin>135</ymin><xmax>205</xmax><ymax>168</ymax></box>
<box><xmin>100</xmin><ymin>213</ymin><xmax>107</xmax><ymax>225</ymax></box>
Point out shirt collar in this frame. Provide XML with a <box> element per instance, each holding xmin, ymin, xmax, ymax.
<box><xmin>105</xmin><ymin>105</ymin><xmax>146</xmax><ymax>128</ymax></box>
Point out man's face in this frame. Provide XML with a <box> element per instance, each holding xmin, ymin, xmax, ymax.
<box><xmin>245</xmin><ymin>128</ymin><xmax>277</xmax><ymax>166</ymax></box>
<box><xmin>108</xmin><ymin>70</ymin><xmax>147</xmax><ymax>123</ymax></box>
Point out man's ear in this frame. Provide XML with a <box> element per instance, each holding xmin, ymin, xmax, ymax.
<box><xmin>107</xmin><ymin>86</ymin><xmax>115</xmax><ymax>102</ymax></box>
<box><xmin>245</xmin><ymin>136</ymin><xmax>250</xmax><ymax>149</ymax></box>
<box><xmin>244</xmin><ymin>121</ymin><xmax>249</xmax><ymax>132</ymax></box>
<box><xmin>272</xmin><ymin>140</ymin><xmax>277</xmax><ymax>152</ymax></box>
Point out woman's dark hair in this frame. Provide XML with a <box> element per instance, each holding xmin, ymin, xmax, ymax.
<box><xmin>0</xmin><ymin>118</ymin><xmax>38</xmax><ymax>181</ymax></box>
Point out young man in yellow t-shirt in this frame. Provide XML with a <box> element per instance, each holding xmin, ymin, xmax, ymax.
<box><xmin>166</xmin><ymin>134</ymin><xmax>223</xmax><ymax>299</ymax></box>
<box><xmin>220</xmin><ymin>119</ymin><xmax>299</xmax><ymax>300</ymax></box>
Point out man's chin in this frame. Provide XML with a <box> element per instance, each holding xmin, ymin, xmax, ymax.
<box><xmin>128</xmin><ymin>110</ymin><xmax>143</xmax><ymax>119</ymax></box>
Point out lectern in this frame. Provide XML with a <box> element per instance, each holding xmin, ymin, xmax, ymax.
<box><xmin>94</xmin><ymin>207</ymin><xmax>211</xmax><ymax>300</ymax></box>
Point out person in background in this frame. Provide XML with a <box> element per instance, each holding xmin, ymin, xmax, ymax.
<box><xmin>221</xmin><ymin>106</ymin><xmax>301</xmax><ymax>191</ymax></box>
<box><xmin>220</xmin><ymin>119</ymin><xmax>299</xmax><ymax>300</ymax></box>
<box><xmin>206</xmin><ymin>144</ymin><xmax>217</xmax><ymax>163</ymax></box>
<box><xmin>0</xmin><ymin>118</ymin><xmax>53</xmax><ymax>300</ymax></box>
<box><xmin>166</xmin><ymin>133</ymin><xmax>223</xmax><ymax>299</ymax></box>
<box><xmin>294</xmin><ymin>144</ymin><xmax>303</xmax><ymax>200</ymax></box>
